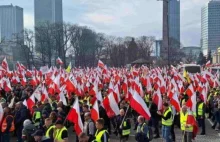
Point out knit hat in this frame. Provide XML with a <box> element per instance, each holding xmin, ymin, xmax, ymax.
<box><xmin>23</xmin><ymin>119</ymin><xmax>32</xmax><ymax>127</ymax></box>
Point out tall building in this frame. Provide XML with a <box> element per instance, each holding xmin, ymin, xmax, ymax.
<box><xmin>168</xmin><ymin>0</ymin><xmax>180</xmax><ymax>47</ymax></box>
<box><xmin>0</xmin><ymin>4</ymin><xmax>23</xmax><ymax>41</ymax></box>
<box><xmin>34</xmin><ymin>0</ymin><xmax>63</xmax><ymax>26</ymax></box>
<box><xmin>201</xmin><ymin>0</ymin><xmax>220</xmax><ymax>55</ymax></box>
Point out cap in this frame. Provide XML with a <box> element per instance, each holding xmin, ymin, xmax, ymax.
<box><xmin>32</xmin><ymin>130</ymin><xmax>43</xmax><ymax>137</ymax></box>
<box><xmin>55</xmin><ymin>119</ymin><xmax>63</xmax><ymax>125</ymax></box>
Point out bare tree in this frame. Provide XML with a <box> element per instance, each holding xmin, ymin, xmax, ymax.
<box><xmin>136</xmin><ymin>36</ymin><xmax>155</xmax><ymax>59</ymax></box>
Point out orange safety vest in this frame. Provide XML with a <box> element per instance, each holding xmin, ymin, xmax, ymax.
<box><xmin>1</xmin><ymin>115</ymin><xmax>15</xmax><ymax>132</ymax></box>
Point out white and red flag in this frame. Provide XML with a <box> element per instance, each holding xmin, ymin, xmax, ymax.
<box><xmin>103</xmin><ymin>92</ymin><xmax>120</xmax><ymax>118</ymax></box>
<box><xmin>91</xmin><ymin>100</ymin><xmax>99</xmax><ymax>122</ymax></box>
<box><xmin>56</xmin><ymin>57</ymin><xmax>63</xmax><ymax>65</ymax></box>
<box><xmin>66</xmin><ymin>97</ymin><xmax>83</xmax><ymax>136</ymax></box>
<box><xmin>130</xmin><ymin>91</ymin><xmax>151</xmax><ymax>120</ymax></box>
<box><xmin>98</xmin><ymin>60</ymin><xmax>105</xmax><ymax>69</ymax></box>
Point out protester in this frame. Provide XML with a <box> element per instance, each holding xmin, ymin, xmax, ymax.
<box><xmin>135</xmin><ymin>115</ymin><xmax>149</xmax><ymax>142</ymax></box>
<box><xmin>32</xmin><ymin>130</ymin><xmax>52</xmax><ymax>142</ymax></box>
<box><xmin>196</xmin><ymin>96</ymin><xmax>206</xmax><ymax>135</ymax></box>
<box><xmin>22</xmin><ymin>119</ymin><xmax>36</xmax><ymax>142</ymax></box>
<box><xmin>1</xmin><ymin>107</ymin><xmax>15</xmax><ymax>142</ymax></box>
<box><xmin>94</xmin><ymin>118</ymin><xmax>109</xmax><ymax>142</ymax></box>
<box><xmin>53</xmin><ymin>120</ymin><xmax>68</xmax><ymax>142</ymax></box>
<box><xmin>78</xmin><ymin>132</ymin><xmax>90</xmax><ymax>142</ymax></box>
<box><xmin>83</xmin><ymin>112</ymin><xmax>95</xmax><ymax>140</ymax></box>
<box><xmin>44</xmin><ymin>118</ymin><xmax>55</xmax><ymax>140</ymax></box>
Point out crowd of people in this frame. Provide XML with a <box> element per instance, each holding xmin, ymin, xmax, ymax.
<box><xmin>0</xmin><ymin>59</ymin><xmax>219</xmax><ymax>142</ymax></box>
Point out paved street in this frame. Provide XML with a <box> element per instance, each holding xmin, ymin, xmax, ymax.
<box><xmin>11</xmin><ymin>119</ymin><xmax>219</xmax><ymax>142</ymax></box>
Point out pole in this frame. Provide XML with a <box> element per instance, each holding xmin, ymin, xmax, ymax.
<box><xmin>119</xmin><ymin>106</ymin><xmax>130</xmax><ymax>129</ymax></box>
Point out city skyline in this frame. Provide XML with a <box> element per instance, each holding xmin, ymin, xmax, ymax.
<box><xmin>0</xmin><ymin>0</ymin><xmax>211</xmax><ymax>47</ymax></box>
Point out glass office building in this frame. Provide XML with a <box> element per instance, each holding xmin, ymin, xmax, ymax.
<box><xmin>201</xmin><ymin>0</ymin><xmax>220</xmax><ymax>55</ymax></box>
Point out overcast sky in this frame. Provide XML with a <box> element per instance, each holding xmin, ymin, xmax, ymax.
<box><xmin>0</xmin><ymin>0</ymin><xmax>210</xmax><ymax>47</ymax></box>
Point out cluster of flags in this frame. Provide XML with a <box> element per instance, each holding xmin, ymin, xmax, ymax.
<box><xmin>0</xmin><ymin>57</ymin><xmax>218</xmax><ymax>137</ymax></box>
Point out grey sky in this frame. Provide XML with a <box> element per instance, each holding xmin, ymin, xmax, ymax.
<box><xmin>0</xmin><ymin>0</ymin><xmax>210</xmax><ymax>46</ymax></box>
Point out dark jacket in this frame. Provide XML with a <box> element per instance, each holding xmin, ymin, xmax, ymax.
<box><xmin>116</xmin><ymin>115</ymin><xmax>131</xmax><ymax>136</ymax></box>
<box><xmin>149</xmin><ymin>102</ymin><xmax>158</xmax><ymax>118</ymax></box>
<box><xmin>42</xmin><ymin>103</ymin><xmax>52</xmax><ymax>114</ymax></box>
<box><xmin>15</xmin><ymin>106</ymin><xmax>28</xmax><ymax>127</ymax></box>
<box><xmin>22</xmin><ymin>123</ymin><xmax>36</xmax><ymax>142</ymax></box>
<box><xmin>40</xmin><ymin>136</ymin><xmax>53</xmax><ymax>142</ymax></box>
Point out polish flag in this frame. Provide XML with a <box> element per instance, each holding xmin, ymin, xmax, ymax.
<box><xmin>48</xmin><ymin>83</ymin><xmax>55</xmax><ymax>95</ymax></box>
<box><xmin>98</xmin><ymin>60</ymin><xmax>105</xmax><ymax>68</ymax></box>
<box><xmin>186</xmin><ymin>92</ymin><xmax>197</xmax><ymax>113</ymax></box>
<box><xmin>103</xmin><ymin>92</ymin><xmax>120</xmax><ymax>118</ymax></box>
<box><xmin>26</xmin><ymin>94</ymin><xmax>35</xmax><ymax>111</ymax></box>
<box><xmin>205</xmin><ymin>60</ymin><xmax>211</xmax><ymax>67</ymax></box>
<box><xmin>186</xmin><ymin>110</ymin><xmax>198</xmax><ymax>140</ymax></box>
<box><xmin>56</xmin><ymin>57</ymin><xmax>63</xmax><ymax>65</ymax></box>
<box><xmin>41</xmin><ymin>85</ymin><xmax>49</xmax><ymax>102</ymax></box>
<box><xmin>152</xmin><ymin>89</ymin><xmax>163</xmax><ymax>111</ymax></box>
<box><xmin>33</xmin><ymin>85</ymin><xmax>42</xmax><ymax>102</ymax></box>
<box><xmin>66</xmin><ymin>97</ymin><xmax>83</xmax><ymax>136</ymax></box>
<box><xmin>169</xmin><ymin>91</ymin><xmax>181</xmax><ymax>112</ymax></box>
<box><xmin>186</xmin><ymin>84</ymin><xmax>194</xmax><ymax>97</ymax></box>
<box><xmin>59</xmin><ymin>85</ymin><xmax>67</xmax><ymax>106</ymax></box>
<box><xmin>21</xmin><ymin>76</ymin><xmax>27</xmax><ymax>86</ymax></box>
<box><xmin>65</xmin><ymin>77</ymin><xmax>76</xmax><ymax>93</ymax></box>
<box><xmin>130</xmin><ymin>91</ymin><xmax>151</xmax><ymax>120</ymax></box>
<box><xmin>1</xmin><ymin>57</ymin><xmax>9</xmax><ymax>71</ymax></box>
<box><xmin>4</xmin><ymin>78</ymin><xmax>12</xmax><ymax>92</ymax></box>
<box><xmin>91</xmin><ymin>100</ymin><xmax>99</xmax><ymax>122</ymax></box>
<box><xmin>30</xmin><ymin>76</ymin><xmax>37</xmax><ymax>86</ymax></box>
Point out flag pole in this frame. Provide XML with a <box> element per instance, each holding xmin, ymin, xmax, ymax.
<box><xmin>119</xmin><ymin>105</ymin><xmax>130</xmax><ymax>128</ymax></box>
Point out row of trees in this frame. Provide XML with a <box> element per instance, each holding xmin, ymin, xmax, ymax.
<box><xmin>14</xmin><ymin>22</ymin><xmax>157</xmax><ymax>68</ymax></box>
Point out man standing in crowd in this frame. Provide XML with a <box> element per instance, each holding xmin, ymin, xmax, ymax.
<box><xmin>15</xmin><ymin>102</ymin><xmax>28</xmax><ymax>142</ymax></box>
<box><xmin>94</xmin><ymin>118</ymin><xmax>109</xmax><ymax>142</ymax></box>
<box><xmin>196</xmin><ymin>96</ymin><xmax>206</xmax><ymax>135</ymax></box>
<box><xmin>53</xmin><ymin>120</ymin><xmax>68</xmax><ymax>142</ymax></box>
<box><xmin>157</xmin><ymin>102</ymin><xmax>173</xmax><ymax>142</ymax></box>
<box><xmin>180</xmin><ymin>105</ymin><xmax>193</xmax><ymax>142</ymax></box>
<box><xmin>116</xmin><ymin>109</ymin><xmax>131</xmax><ymax>142</ymax></box>
<box><xmin>135</xmin><ymin>115</ymin><xmax>149</xmax><ymax>142</ymax></box>
<box><xmin>44</xmin><ymin>118</ymin><xmax>55</xmax><ymax>140</ymax></box>
<box><xmin>83</xmin><ymin>112</ymin><xmax>95</xmax><ymax>140</ymax></box>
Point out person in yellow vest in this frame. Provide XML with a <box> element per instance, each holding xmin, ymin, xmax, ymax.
<box><xmin>32</xmin><ymin>105</ymin><xmax>42</xmax><ymax>129</ymax></box>
<box><xmin>116</xmin><ymin>109</ymin><xmax>131</xmax><ymax>142</ymax></box>
<box><xmin>157</xmin><ymin>102</ymin><xmax>173</xmax><ymax>142</ymax></box>
<box><xmin>1</xmin><ymin>107</ymin><xmax>15</xmax><ymax>142</ymax></box>
<box><xmin>93</xmin><ymin>118</ymin><xmax>109</xmax><ymax>142</ymax></box>
<box><xmin>196</xmin><ymin>95</ymin><xmax>206</xmax><ymax>135</ymax></box>
<box><xmin>135</xmin><ymin>115</ymin><xmax>150</xmax><ymax>142</ymax></box>
<box><xmin>180</xmin><ymin>105</ymin><xmax>193</xmax><ymax>142</ymax></box>
<box><xmin>44</xmin><ymin>118</ymin><xmax>55</xmax><ymax>140</ymax></box>
<box><xmin>53</xmin><ymin>120</ymin><xmax>68</xmax><ymax>142</ymax></box>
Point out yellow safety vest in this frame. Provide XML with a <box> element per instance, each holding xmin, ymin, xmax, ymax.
<box><xmin>180</xmin><ymin>111</ymin><xmax>193</xmax><ymax>132</ymax></box>
<box><xmin>54</xmin><ymin>127</ymin><xmax>67</xmax><ymax>141</ymax></box>
<box><xmin>198</xmin><ymin>103</ymin><xmax>204</xmax><ymax>116</ymax></box>
<box><xmin>137</xmin><ymin>122</ymin><xmax>149</xmax><ymax>138</ymax></box>
<box><xmin>93</xmin><ymin>130</ymin><xmax>109</xmax><ymax>142</ymax></box>
<box><xmin>45</xmin><ymin>125</ymin><xmax>55</xmax><ymax>138</ymax></box>
<box><xmin>162</xmin><ymin>108</ymin><xmax>173</xmax><ymax>126</ymax></box>
<box><xmin>144</xmin><ymin>94</ymin><xmax>150</xmax><ymax>103</ymax></box>
<box><xmin>122</xmin><ymin>121</ymin><xmax>131</xmax><ymax>136</ymax></box>
<box><xmin>33</xmin><ymin>111</ymin><xmax>41</xmax><ymax>126</ymax></box>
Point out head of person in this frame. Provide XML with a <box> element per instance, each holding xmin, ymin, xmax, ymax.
<box><xmin>197</xmin><ymin>95</ymin><xmax>203</xmax><ymax>102</ymax></box>
<box><xmin>57</xmin><ymin>101</ymin><xmax>63</xmax><ymax>108</ymax></box>
<box><xmin>119</xmin><ymin>109</ymin><xmax>125</xmax><ymax>117</ymax></box>
<box><xmin>55</xmin><ymin>120</ymin><xmax>64</xmax><ymax>129</ymax></box>
<box><xmin>163</xmin><ymin>102</ymin><xmax>169</xmax><ymax>110</ymax></box>
<box><xmin>137</xmin><ymin>115</ymin><xmax>145</xmax><ymax>124</ymax></box>
<box><xmin>45</xmin><ymin>118</ymin><xmax>52</xmax><ymax>128</ymax></box>
<box><xmin>182</xmin><ymin>105</ymin><xmax>188</xmax><ymax>113</ymax></box>
<box><xmin>78</xmin><ymin>132</ymin><xmax>89</xmax><ymax>142</ymax></box>
<box><xmin>49</xmin><ymin>111</ymin><xmax>57</xmax><ymax>120</ymax></box>
<box><xmin>15</xmin><ymin>101</ymin><xmax>22</xmax><ymax>110</ymax></box>
<box><xmin>32</xmin><ymin>105</ymin><xmax>37</xmax><ymax>111</ymax></box>
<box><xmin>82</xmin><ymin>105</ymin><xmax>89</xmax><ymax>113</ymax></box>
<box><xmin>32</xmin><ymin>130</ymin><xmax>43</xmax><ymax>142</ymax></box>
<box><xmin>84</xmin><ymin>112</ymin><xmax>91</xmax><ymax>121</ymax></box>
<box><xmin>23</xmin><ymin>119</ymin><xmax>32</xmax><ymax>127</ymax></box>
<box><xmin>3</xmin><ymin>107</ymin><xmax>10</xmax><ymax>114</ymax></box>
<box><xmin>96</xmin><ymin>118</ymin><xmax>105</xmax><ymax>130</ymax></box>
<box><xmin>57</xmin><ymin>107</ymin><xmax>63</xmax><ymax>113</ymax></box>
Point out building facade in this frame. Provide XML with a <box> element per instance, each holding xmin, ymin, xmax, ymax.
<box><xmin>34</xmin><ymin>0</ymin><xmax>63</xmax><ymax>26</ymax></box>
<box><xmin>168</xmin><ymin>0</ymin><xmax>180</xmax><ymax>47</ymax></box>
<box><xmin>0</xmin><ymin>5</ymin><xmax>23</xmax><ymax>42</ymax></box>
<box><xmin>201</xmin><ymin>0</ymin><xmax>220</xmax><ymax>55</ymax></box>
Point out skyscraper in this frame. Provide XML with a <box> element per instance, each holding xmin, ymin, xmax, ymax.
<box><xmin>201</xmin><ymin>0</ymin><xmax>220</xmax><ymax>55</ymax></box>
<box><xmin>0</xmin><ymin>4</ymin><xmax>23</xmax><ymax>41</ymax></box>
<box><xmin>168</xmin><ymin>0</ymin><xmax>180</xmax><ymax>47</ymax></box>
<box><xmin>34</xmin><ymin>0</ymin><xmax>63</xmax><ymax>26</ymax></box>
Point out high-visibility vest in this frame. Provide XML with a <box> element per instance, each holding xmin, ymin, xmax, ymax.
<box><xmin>122</xmin><ymin>121</ymin><xmax>131</xmax><ymax>136</ymax></box>
<box><xmin>137</xmin><ymin>122</ymin><xmax>149</xmax><ymax>138</ymax></box>
<box><xmin>93</xmin><ymin>130</ymin><xmax>109</xmax><ymax>142</ymax></box>
<box><xmin>54</xmin><ymin>127</ymin><xmax>67</xmax><ymax>141</ymax></box>
<box><xmin>1</xmin><ymin>115</ymin><xmax>15</xmax><ymax>132</ymax></box>
<box><xmin>144</xmin><ymin>94</ymin><xmax>150</xmax><ymax>103</ymax></box>
<box><xmin>198</xmin><ymin>103</ymin><xmax>204</xmax><ymax>116</ymax></box>
<box><xmin>162</xmin><ymin>108</ymin><xmax>173</xmax><ymax>126</ymax></box>
<box><xmin>180</xmin><ymin>111</ymin><xmax>193</xmax><ymax>132</ymax></box>
<box><xmin>45</xmin><ymin>125</ymin><xmax>55</xmax><ymax>138</ymax></box>
<box><xmin>33</xmin><ymin>111</ymin><xmax>41</xmax><ymax>121</ymax></box>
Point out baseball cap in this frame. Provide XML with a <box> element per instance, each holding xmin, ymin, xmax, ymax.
<box><xmin>32</xmin><ymin>130</ymin><xmax>43</xmax><ymax>137</ymax></box>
